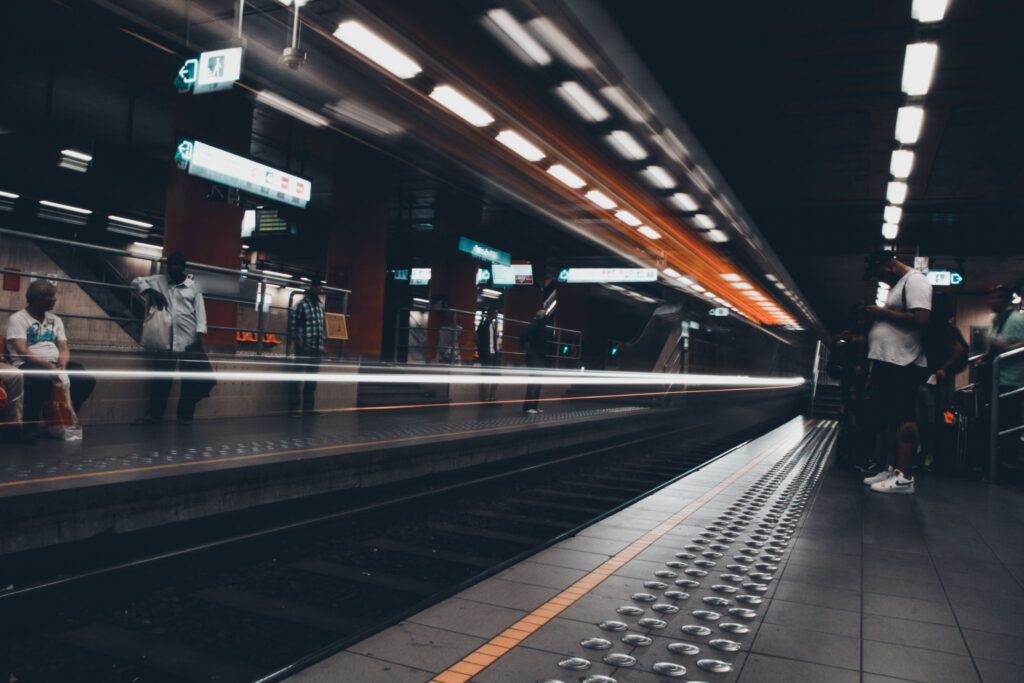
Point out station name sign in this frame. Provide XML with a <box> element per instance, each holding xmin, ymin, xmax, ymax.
<box><xmin>175</xmin><ymin>138</ymin><xmax>312</xmax><ymax>208</ymax></box>
<box><xmin>176</xmin><ymin>47</ymin><xmax>243</xmax><ymax>95</ymax></box>
<box><xmin>558</xmin><ymin>267</ymin><xmax>658</xmax><ymax>283</ymax></box>
<box><xmin>458</xmin><ymin>237</ymin><xmax>511</xmax><ymax>266</ymax></box>
<box><xmin>926</xmin><ymin>270</ymin><xmax>963</xmax><ymax>286</ymax></box>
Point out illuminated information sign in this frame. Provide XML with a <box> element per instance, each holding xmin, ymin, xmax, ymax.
<box><xmin>708</xmin><ymin>308</ymin><xmax>730</xmax><ymax>317</ymax></box>
<box><xmin>175</xmin><ymin>138</ymin><xmax>312</xmax><ymax>208</ymax></box>
<box><xmin>558</xmin><ymin>267</ymin><xmax>658</xmax><ymax>283</ymax></box>
<box><xmin>492</xmin><ymin>264</ymin><xmax>534</xmax><ymax>286</ymax></box>
<box><xmin>926</xmin><ymin>270</ymin><xmax>963</xmax><ymax>286</ymax></box>
<box><xmin>458</xmin><ymin>237</ymin><xmax>510</xmax><ymax>265</ymax></box>
<box><xmin>410</xmin><ymin>268</ymin><xmax>432</xmax><ymax>285</ymax></box>
<box><xmin>176</xmin><ymin>47</ymin><xmax>243</xmax><ymax>94</ymax></box>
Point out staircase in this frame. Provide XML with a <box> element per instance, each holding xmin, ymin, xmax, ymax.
<box><xmin>810</xmin><ymin>384</ymin><xmax>842</xmax><ymax>419</ymax></box>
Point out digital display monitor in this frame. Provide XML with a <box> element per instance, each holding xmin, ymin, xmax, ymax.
<box><xmin>410</xmin><ymin>267</ymin><xmax>432</xmax><ymax>285</ymax></box>
<box><xmin>491</xmin><ymin>263</ymin><xmax>534</xmax><ymax>286</ymax></box>
<box><xmin>558</xmin><ymin>267</ymin><xmax>658</xmax><ymax>283</ymax></box>
<box><xmin>175</xmin><ymin>138</ymin><xmax>312</xmax><ymax>208</ymax></box>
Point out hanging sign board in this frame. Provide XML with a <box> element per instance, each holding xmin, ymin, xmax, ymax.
<box><xmin>492</xmin><ymin>263</ymin><xmax>534</xmax><ymax>286</ymax></box>
<box><xmin>926</xmin><ymin>270</ymin><xmax>963</xmax><ymax>286</ymax></box>
<box><xmin>410</xmin><ymin>268</ymin><xmax>432</xmax><ymax>285</ymax></box>
<box><xmin>458</xmin><ymin>237</ymin><xmax>511</xmax><ymax>265</ymax></box>
<box><xmin>175</xmin><ymin>138</ymin><xmax>312</xmax><ymax>208</ymax></box>
<box><xmin>325</xmin><ymin>312</ymin><xmax>349</xmax><ymax>340</ymax></box>
<box><xmin>708</xmin><ymin>308</ymin><xmax>730</xmax><ymax>317</ymax></box>
<box><xmin>558</xmin><ymin>267</ymin><xmax>658</xmax><ymax>283</ymax></box>
<box><xmin>176</xmin><ymin>47</ymin><xmax>243</xmax><ymax>94</ymax></box>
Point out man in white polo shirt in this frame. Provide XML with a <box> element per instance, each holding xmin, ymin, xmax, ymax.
<box><xmin>861</xmin><ymin>251</ymin><xmax>933</xmax><ymax>494</ymax></box>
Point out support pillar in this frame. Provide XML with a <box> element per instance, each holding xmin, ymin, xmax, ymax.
<box><xmin>428</xmin><ymin>192</ymin><xmax>480</xmax><ymax>364</ymax></box>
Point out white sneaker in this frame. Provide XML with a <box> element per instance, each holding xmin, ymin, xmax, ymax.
<box><xmin>525</xmin><ymin>408</ymin><xmax>540</xmax><ymax>415</ymax></box>
<box><xmin>863</xmin><ymin>466</ymin><xmax>893</xmax><ymax>486</ymax></box>
<box><xmin>870</xmin><ymin>469</ymin><xmax>915</xmax><ymax>494</ymax></box>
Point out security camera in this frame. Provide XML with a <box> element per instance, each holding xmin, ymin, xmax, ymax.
<box><xmin>282</xmin><ymin>47</ymin><xmax>306</xmax><ymax>70</ymax></box>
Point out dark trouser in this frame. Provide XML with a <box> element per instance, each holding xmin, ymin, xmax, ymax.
<box><xmin>22</xmin><ymin>361</ymin><xmax>96</xmax><ymax>424</ymax></box>
<box><xmin>523</xmin><ymin>357</ymin><xmax>544</xmax><ymax>412</ymax></box>
<box><xmin>145</xmin><ymin>342</ymin><xmax>215</xmax><ymax>421</ymax></box>
<box><xmin>288</xmin><ymin>351</ymin><xmax>322</xmax><ymax>412</ymax></box>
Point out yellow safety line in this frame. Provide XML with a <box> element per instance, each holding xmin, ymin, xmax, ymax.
<box><xmin>428</xmin><ymin>426</ymin><xmax>803</xmax><ymax>682</ymax></box>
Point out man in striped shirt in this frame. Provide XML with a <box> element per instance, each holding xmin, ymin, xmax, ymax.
<box><xmin>288</xmin><ymin>281</ymin><xmax>326</xmax><ymax>417</ymax></box>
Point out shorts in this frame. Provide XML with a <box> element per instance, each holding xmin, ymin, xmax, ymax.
<box><xmin>870</xmin><ymin>361</ymin><xmax>927</xmax><ymax>427</ymax></box>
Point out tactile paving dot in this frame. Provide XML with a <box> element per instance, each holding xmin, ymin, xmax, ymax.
<box><xmin>667</xmin><ymin>641</ymin><xmax>701</xmax><ymax>655</ymax></box>
<box><xmin>697</xmin><ymin>658</ymin><xmax>735</xmax><ymax>673</ymax></box>
<box><xmin>680</xmin><ymin>624</ymin><xmax>712</xmax><ymax>637</ymax></box>
<box><xmin>580</xmin><ymin>637</ymin><xmax>613</xmax><ymax>650</ymax></box>
<box><xmin>637</xmin><ymin>617</ymin><xmax>667</xmax><ymax>629</ymax></box>
<box><xmin>598</xmin><ymin>620</ymin><xmax>629</xmax><ymax>632</ymax></box>
<box><xmin>558</xmin><ymin>656</ymin><xmax>591</xmax><ymax>670</ymax></box>
<box><xmin>652</xmin><ymin>662</ymin><xmax>688</xmax><ymax>677</ymax></box>
<box><xmin>603</xmin><ymin>653</ymin><xmax>637</xmax><ymax>667</ymax></box>
<box><xmin>580</xmin><ymin>676</ymin><xmax>618</xmax><ymax>683</ymax></box>
<box><xmin>621</xmin><ymin>633</ymin><xmax>653</xmax><ymax>646</ymax></box>
<box><xmin>617</xmin><ymin>606</ymin><xmax>644</xmax><ymax>616</ymax></box>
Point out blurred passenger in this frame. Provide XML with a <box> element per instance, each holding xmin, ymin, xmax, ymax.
<box><xmin>830</xmin><ymin>304</ymin><xmax>871</xmax><ymax>468</ymax></box>
<box><xmin>476</xmin><ymin>308</ymin><xmax>500</xmax><ymax>403</ymax></box>
<box><xmin>520</xmin><ymin>309</ymin><xmax>549</xmax><ymax>415</ymax></box>
<box><xmin>0</xmin><ymin>361</ymin><xmax>25</xmax><ymax>441</ymax></box>
<box><xmin>5</xmin><ymin>280</ymin><xmax>96</xmax><ymax>436</ymax></box>
<box><xmin>860</xmin><ymin>251</ymin><xmax>932</xmax><ymax>494</ymax></box>
<box><xmin>918</xmin><ymin>294</ymin><xmax>968</xmax><ymax>470</ymax></box>
<box><xmin>985</xmin><ymin>284</ymin><xmax>1024</xmax><ymax>465</ymax></box>
<box><xmin>131</xmin><ymin>251</ymin><xmax>214</xmax><ymax>426</ymax></box>
<box><xmin>288</xmin><ymin>281</ymin><xmax>326</xmax><ymax>417</ymax></box>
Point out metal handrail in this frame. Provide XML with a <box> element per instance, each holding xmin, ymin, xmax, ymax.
<box><xmin>988</xmin><ymin>345</ymin><xmax>1024</xmax><ymax>481</ymax></box>
<box><xmin>1</xmin><ymin>228</ymin><xmax>349</xmax><ymax>355</ymax></box>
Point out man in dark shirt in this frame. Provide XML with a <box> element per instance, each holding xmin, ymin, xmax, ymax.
<box><xmin>288</xmin><ymin>281</ymin><xmax>326</xmax><ymax>417</ymax></box>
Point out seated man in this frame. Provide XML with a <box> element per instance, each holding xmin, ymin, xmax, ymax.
<box><xmin>4</xmin><ymin>280</ymin><xmax>95</xmax><ymax>434</ymax></box>
<box><xmin>0</xmin><ymin>360</ymin><xmax>25</xmax><ymax>440</ymax></box>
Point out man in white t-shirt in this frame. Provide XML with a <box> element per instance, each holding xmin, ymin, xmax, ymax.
<box><xmin>4</xmin><ymin>280</ymin><xmax>96</xmax><ymax>437</ymax></box>
<box><xmin>861</xmin><ymin>251</ymin><xmax>932</xmax><ymax>494</ymax></box>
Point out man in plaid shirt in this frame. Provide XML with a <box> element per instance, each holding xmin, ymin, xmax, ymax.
<box><xmin>288</xmin><ymin>281</ymin><xmax>326</xmax><ymax>417</ymax></box>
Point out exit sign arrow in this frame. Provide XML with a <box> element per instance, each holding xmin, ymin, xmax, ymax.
<box><xmin>175</xmin><ymin>58</ymin><xmax>198</xmax><ymax>92</ymax></box>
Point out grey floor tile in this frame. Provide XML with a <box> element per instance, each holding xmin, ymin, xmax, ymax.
<box><xmin>530</xmin><ymin>546</ymin><xmax>614</xmax><ymax>572</ymax></box>
<box><xmin>457</xmin><ymin>578</ymin><xmax>559</xmax><ymax>612</ymax></box>
<box><xmin>771</xmin><ymin>578</ymin><xmax>861</xmax><ymax>613</ymax></box>
<box><xmin>863</xmin><ymin>591</ymin><xmax>956</xmax><ymax>625</ymax></box>
<box><xmin>750</xmin><ymin>622</ymin><xmax>859</xmax><ymax>670</ymax></box>
<box><xmin>862</xmin><ymin>613</ymin><xmax>967</xmax><ymax>655</ymax></box>
<box><xmin>781</xmin><ymin>561</ymin><xmax>861</xmax><ymax>591</ymax></box>
<box><xmin>291</xmin><ymin>651</ymin><xmax>433</xmax><ymax>683</ymax></box>
<box><xmin>471</xmin><ymin>643</ymin><xmax>617</xmax><ymax>682</ymax></box>
<box><xmin>495</xmin><ymin>560</ymin><xmax>586</xmax><ymax>590</ymax></box>
<box><xmin>519</xmin><ymin>616</ymin><xmax>606</xmax><ymax>656</ymax></box>
<box><xmin>863</xmin><ymin>573</ymin><xmax>945</xmax><ymax>602</ymax></box>
<box><xmin>975</xmin><ymin>658</ymin><xmax>1024</xmax><ymax>683</ymax></box>
<box><xmin>738</xmin><ymin>653</ymin><xmax>860</xmax><ymax>683</ymax></box>
<box><xmin>961</xmin><ymin>629</ymin><xmax>1024</xmax><ymax>666</ymax></box>
<box><xmin>763</xmin><ymin>599</ymin><xmax>860</xmax><ymax>638</ymax></box>
<box><xmin>407</xmin><ymin>598</ymin><xmax>525</xmax><ymax>639</ymax></box>
<box><xmin>556</xmin><ymin>534</ymin><xmax>631</xmax><ymax>556</ymax></box>
<box><xmin>349</xmin><ymin>621</ymin><xmax>485</xmax><ymax>674</ymax></box>
<box><xmin>953</xmin><ymin>605</ymin><xmax>1024</xmax><ymax>638</ymax></box>
<box><xmin>560</xmin><ymin>593</ymin><xmax>633</xmax><ymax>626</ymax></box>
<box><xmin>862</xmin><ymin>640</ymin><xmax>980</xmax><ymax>683</ymax></box>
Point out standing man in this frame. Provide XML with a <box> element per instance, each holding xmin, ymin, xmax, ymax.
<box><xmin>861</xmin><ymin>251</ymin><xmax>932</xmax><ymax>494</ymax></box>
<box><xmin>985</xmin><ymin>284</ymin><xmax>1024</xmax><ymax>466</ymax></box>
<box><xmin>476</xmin><ymin>308</ymin><xmax>500</xmax><ymax>403</ymax></box>
<box><xmin>288</xmin><ymin>280</ymin><xmax>326</xmax><ymax>417</ymax></box>
<box><xmin>520</xmin><ymin>309</ymin><xmax>549</xmax><ymax>415</ymax></box>
<box><xmin>131</xmin><ymin>251</ymin><xmax>213</xmax><ymax>426</ymax></box>
<box><xmin>5</xmin><ymin>280</ymin><xmax>96</xmax><ymax>433</ymax></box>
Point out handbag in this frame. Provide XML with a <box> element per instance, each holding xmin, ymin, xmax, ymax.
<box><xmin>141</xmin><ymin>305</ymin><xmax>173</xmax><ymax>352</ymax></box>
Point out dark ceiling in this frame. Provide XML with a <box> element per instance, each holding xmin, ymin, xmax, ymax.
<box><xmin>602</xmin><ymin>0</ymin><xmax>1024</xmax><ymax>330</ymax></box>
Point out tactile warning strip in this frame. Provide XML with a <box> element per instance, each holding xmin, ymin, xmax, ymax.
<box><xmin>428</xmin><ymin>421</ymin><xmax>834</xmax><ymax>683</ymax></box>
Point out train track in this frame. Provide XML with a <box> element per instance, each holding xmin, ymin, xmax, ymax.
<box><xmin>0</xmin><ymin>415</ymin><xmax>789</xmax><ymax>683</ymax></box>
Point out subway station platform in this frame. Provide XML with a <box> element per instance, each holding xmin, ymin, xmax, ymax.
<box><xmin>290</xmin><ymin>418</ymin><xmax>1024</xmax><ymax>683</ymax></box>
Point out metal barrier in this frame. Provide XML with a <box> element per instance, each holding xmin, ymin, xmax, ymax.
<box><xmin>988</xmin><ymin>346</ymin><xmax>1024</xmax><ymax>482</ymax></box>
<box><xmin>0</xmin><ymin>228</ymin><xmax>351</xmax><ymax>356</ymax></box>
<box><xmin>392</xmin><ymin>306</ymin><xmax>582</xmax><ymax>368</ymax></box>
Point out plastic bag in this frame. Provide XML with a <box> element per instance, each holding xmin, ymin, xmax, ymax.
<box><xmin>141</xmin><ymin>305</ymin><xmax>173</xmax><ymax>352</ymax></box>
<box><xmin>44</xmin><ymin>380</ymin><xmax>82</xmax><ymax>441</ymax></box>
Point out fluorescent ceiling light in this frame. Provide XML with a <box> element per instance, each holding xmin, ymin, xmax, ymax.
<box><xmin>61</xmin><ymin>149</ymin><xmax>92</xmax><ymax>162</ymax></box>
<box><xmin>256</xmin><ymin>91</ymin><xmax>329</xmax><ymax>127</ymax></box>
<box><xmin>259</xmin><ymin>269</ymin><xmax>293</xmax><ymax>278</ymax></box>
<box><xmin>131</xmin><ymin>242</ymin><xmax>163</xmax><ymax>252</ymax></box>
<box><xmin>333</xmin><ymin>20</ymin><xmax>422</xmax><ymax>80</ymax></box>
<box><xmin>731</xmin><ymin>282</ymin><xmax>753</xmax><ymax>290</ymax></box>
<box><xmin>484</xmin><ymin>9</ymin><xmax>551</xmax><ymax>66</ymax></box>
<box><xmin>481</xmin><ymin>288</ymin><xmax>502</xmax><ymax>298</ymax></box>
<box><xmin>274</xmin><ymin>0</ymin><xmax>309</xmax><ymax>6</ymax></box>
<box><xmin>887</xmin><ymin>181</ymin><xmax>908</xmax><ymax>205</ymax></box>
<box><xmin>429</xmin><ymin>85</ymin><xmax>494</xmax><ymax>127</ymax></box>
<box><xmin>765</xmin><ymin>274</ymin><xmax>778</xmax><ymax>282</ymax></box>
<box><xmin>556</xmin><ymin>81</ymin><xmax>609</xmax><ymax>122</ymax></box>
<box><xmin>882</xmin><ymin>223</ymin><xmax>900</xmax><ymax>240</ymax></box>
<box><xmin>663</xmin><ymin>268</ymin><xmax>682</xmax><ymax>279</ymax></box>
<box><xmin>0</xmin><ymin>190</ymin><xmax>19</xmax><ymax>199</ymax></box>
<box><xmin>721</xmin><ymin>273</ymin><xmax>741</xmax><ymax>281</ymax></box>
<box><xmin>637</xmin><ymin>226</ymin><xmax>661</xmax><ymax>239</ymax></box>
<box><xmin>606</xmin><ymin>130</ymin><xmax>647</xmax><ymax>160</ymax></box>
<box><xmin>643</xmin><ymin>166</ymin><xmax>676</xmax><ymax>189</ymax></box>
<box><xmin>677</xmin><ymin>275</ymin><xmax>695</xmax><ymax>286</ymax></box>
<box><xmin>890</xmin><ymin>150</ymin><xmax>915</xmax><ymax>178</ymax></box>
<box><xmin>326</xmin><ymin>99</ymin><xmax>404</xmax><ymax>137</ymax></box>
<box><xmin>902</xmin><ymin>43</ymin><xmax>939</xmax><ymax>96</ymax></box>
<box><xmin>912</xmin><ymin>0</ymin><xmax>950</xmax><ymax>23</ymax></box>
<box><xmin>705</xmin><ymin>230</ymin><xmax>729</xmax><ymax>243</ymax></box>
<box><xmin>775</xmin><ymin>283</ymin><xmax>787</xmax><ymax>290</ymax></box>
<box><xmin>527</xmin><ymin>18</ymin><xmax>592</xmax><ymax>70</ymax></box>
<box><xmin>495</xmin><ymin>129</ymin><xmax>545</xmax><ymax>161</ymax></box>
<box><xmin>895</xmin><ymin>106</ymin><xmax>925</xmax><ymax>144</ymax></box>
<box><xmin>109</xmin><ymin>215</ymin><xmax>154</xmax><ymax>228</ymax></box>
<box><xmin>669</xmin><ymin>193</ymin><xmax>699</xmax><ymax>212</ymax></box>
<box><xmin>614</xmin><ymin>210</ymin><xmax>642</xmax><ymax>227</ymax></box>
<box><xmin>693</xmin><ymin>214</ymin><xmax>715</xmax><ymax>229</ymax></box>
<box><xmin>584</xmin><ymin>190</ymin><xmax>616</xmax><ymax>210</ymax></box>
<box><xmin>600</xmin><ymin>86</ymin><xmax>647</xmax><ymax>122</ymax></box>
<box><xmin>690</xmin><ymin>284</ymin><xmax>707</xmax><ymax>292</ymax></box>
<box><xmin>39</xmin><ymin>200</ymin><xmax>91</xmax><ymax>215</ymax></box>
<box><xmin>884</xmin><ymin>205</ymin><xmax>903</xmax><ymax>224</ymax></box>
<box><xmin>547</xmin><ymin>164</ymin><xmax>586</xmax><ymax>189</ymax></box>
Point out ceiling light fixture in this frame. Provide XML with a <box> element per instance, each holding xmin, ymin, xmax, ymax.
<box><xmin>895</xmin><ymin>106</ymin><xmax>925</xmax><ymax>144</ymax></box>
<box><xmin>547</xmin><ymin>164</ymin><xmax>586</xmax><ymax>189</ymax></box>
<box><xmin>495</xmin><ymin>129</ymin><xmax>545</xmax><ymax>161</ymax></box>
<box><xmin>429</xmin><ymin>85</ymin><xmax>495</xmax><ymax>127</ymax></box>
<box><xmin>693</xmin><ymin>214</ymin><xmax>715</xmax><ymax>229</ymax></box>
<box><xmin>109</xmin><ymin>215</ymin><xmax>154</xmax><ymax>228</ymax></box>
<box><xmin>484</xmin><ymin>9</ymin><xmax>551</xmax><ymax>66</ymax></box>
<box><xmin>606</xmin><ymin>130</ymin><xmax>647</xmax><ymax>160</ymax></box>
<box><xmin>902</xmin><ymin>42</ymin><xmax>939</xmax><ymax>96</ymax></box>
<box><xmin>637</xmin><ymin>225</ymin><xmax>661</xmax><ymax>239</ymax></box>
<box><xmin>890</xmin><ymin>150</ymin><xmax>915</xmax><ymax>178</ymax></box>
<box><xmin>912</xmin><ymin>0</ymin><xmax>950</xmax><ymax>23</ymax></box>
<box><xmin>669</xmin><ymin>192</ymin><xmax>699</xmax><ymax>212</ymax></box>
<box><xmin>39</xmin><ymin>200</ymin><xmax>91</xmax><ymax>215</ymax></box>
<box><xmin>527</xmin><ymin>18</ymin><xmax>592</xmax><ymax>70</ymax></box>
<box><xmin>614</xmin><ymin>210</ymin><xmax>642</xmax><ymax>227</ymax></box>
<box><xmin>584</xmin><ymin>190</ymin><xmax>616</xmax><ymax>210</ymax></box>
<box><xmin>884</xmin><ymin>205</ymin><xmax>903</xmax><ymax>224</ymax></box>
<box><xmin>643</xmin><ymin>165</ymin><xmax>676</xmax><ymax>189</ymax></box>
<box><xmin>333</xmin><ymin>20</ymin><xmax>422</xmax><ymax>80</ymax></box>
<box><xmin>256</xmin><ymin>90</ymin><xmax>329</xmax><ymax>127</ymax></box>
<box><xmin>882</xmin><ymin>223</ymin><xmax>900</xmax><ymax>240</ymax></box>
<box><xmin>556</xmin><ymin>81</ymin><xmax>609</xmax><ymax>122</ymax></box>
<box><xmin>600</xmin><ymin>86</ymin><xmax>647</xmax><ymax>122</ymax></box>
<box><xmin>886</xmin><ymin>181</ymin><xmax>908</xmax><ymax>205</ymax></box>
